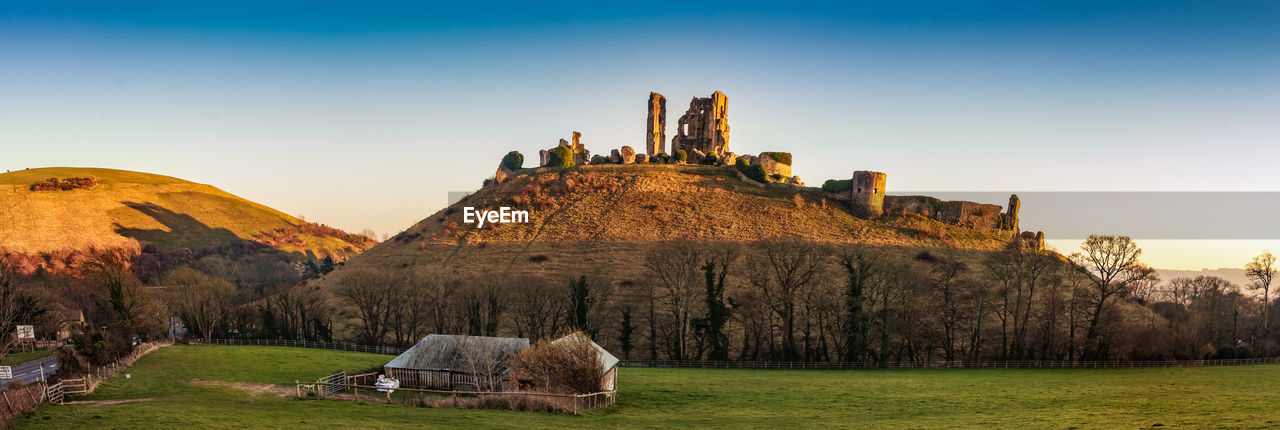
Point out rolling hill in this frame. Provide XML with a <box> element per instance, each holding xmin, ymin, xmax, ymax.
<box><xmin>318</xmin><ymin>163</ymin><xmax>1018</xmax><ymax>285</ymax></box>
<box><xmin>0</xmin><ymin>167</ymin><xmax>374</xmax><ymax>262</ymax></box>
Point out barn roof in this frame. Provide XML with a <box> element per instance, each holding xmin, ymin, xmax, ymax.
<box><xmin>385</xmin><ymin>334</ymin><xmax>529</xmax><ymax>374</ymax></box>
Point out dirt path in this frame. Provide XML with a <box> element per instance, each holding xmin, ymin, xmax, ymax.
<box><xmin>63</xmin><ymin>398</ymin><xmax>154</xmax><ymax>406</ymax></box>
<box><xmin>191</xmin><ymin>379</ymin><xmax>392</xmax><ymax>403</ymax></box>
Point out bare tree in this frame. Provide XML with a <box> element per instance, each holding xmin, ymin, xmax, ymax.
<box><xmin>1246</xmin><ymin>250</ymin><xmax>1276</xmax><ymax>351</ymax></box>
<box><xmin>1072</xmin><ymin>235</ymin><xmax>1155</xmax><ymax>359</ymax></box>
<box><xmin>334</xmin><ymin>268</ymin><xmax>399</xmax><ymax>345</ymax></box>
<box><xmin>643</xmin><ymin>242</ymin><xmax>705</xmax><ymax>360</ymax></box>
<box><xmin>162</xmin><ymin>267</ymin><xmax>235</xmax><ymax>342</ymax></box>
<box><xmin>746</xmin><ymin>239</ymin><xmax>826</xmax><ymax>361</ymax></box>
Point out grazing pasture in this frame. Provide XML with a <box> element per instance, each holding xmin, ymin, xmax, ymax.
<box><xmin>14</xmin><ymin>344</ymin><xmax>1280</xmax><ymax>428</ymax></box>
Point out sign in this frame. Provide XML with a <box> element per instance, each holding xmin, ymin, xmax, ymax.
<box><xmin>0</xmin><ymin>366</ymin><xmax>11</xmax><ymax>379</ymax></box>
<box><xmin>15</xmin><ymin>325</ymin><xmax>34</xmax><ymax>341</ymax></box>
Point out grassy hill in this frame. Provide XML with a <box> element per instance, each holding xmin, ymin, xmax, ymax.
<box><xmin>0</xmin><ymin>167</ymin><xmax>372</xmax><ymax>260</ymax></box>
<box><xmin>322</xmin><ymin>164</ymin><xmax>1015</xmax><ymax>284</ymax></box>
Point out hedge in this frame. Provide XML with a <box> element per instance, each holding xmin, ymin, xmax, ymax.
<box><xmin>760</xmin><ymin>151</ymin><xmax>792</xmax><ymax>166</ymax></box>
<box><xmin>501</xmin><ymin>151</ymin><xmax>524</xmax><ymax>171</ymax></box>
<box><xmin>821</xmin><ymin>179</ymin><xmax>853</xmax><ymax>193</ymax></box>
<box><xmin>736</xmin><ymin>159</ymin><xmax>770</xmax><ymax>183</ymax></box>
<box><xmin>547</xmin><ymin>146</ymin><xmax>574</xmax><ymax>168</ymax></box>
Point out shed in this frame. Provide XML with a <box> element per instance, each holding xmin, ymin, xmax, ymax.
<box><xmin>384</xmin><ymin>334</ymin><xmax>529</xmax><ymax>391</ymax></box>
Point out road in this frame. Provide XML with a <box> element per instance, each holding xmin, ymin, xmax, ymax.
<box><xmin>7</xmin><ymin>356</ymin><xmax>58</xmax><ymax>384</ymax></box>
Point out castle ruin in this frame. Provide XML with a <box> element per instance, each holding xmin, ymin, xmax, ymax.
<box><xmin>646</xmin><ymin>93</ymin><xmax>666</xmax><ymax>155</ymax></box>
<box><xmin>670</xmin><ymin>91</ymin><xmax>730</xmax><ymax>157</ymax></box>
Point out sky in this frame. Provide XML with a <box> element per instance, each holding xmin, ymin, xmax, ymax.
<box><xmin>2</xmin><ymin>1</ymin><xmax>1279</xmax><ymax>270</ymax></box>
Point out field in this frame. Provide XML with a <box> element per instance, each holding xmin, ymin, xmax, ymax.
<box><xmin>0</xmin><ymin>348</ymin><xmax>52</xmax><ymax>365</ymax></box>
<box><xmin>14</xmin><ymin>344</ymin><xmax>1280</xmax><ymax>428</ymax></box>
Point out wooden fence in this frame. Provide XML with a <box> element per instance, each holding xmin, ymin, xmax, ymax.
<box><xmin>0</xmin><ymin>382</ymin><xmax>59</xmax><ymax>420</ymax></box>
<box><xmin>60</xmin><ymin>340</ymin><xmax>172</xmax><ymax>397</ymax></box>
<box><xmin>621</xmin><ymin>356</ymin><xmax>1280</xmax><ymax>369</ymax></box>
<box><xmin>295</xmin><ymin>380</ymin><xmax>615</xmax><ymax>415</ymax></box>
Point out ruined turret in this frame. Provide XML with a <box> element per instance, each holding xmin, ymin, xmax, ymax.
<box><xmin>1003</xmin><ymin>194</ymin><xmax>1020</xmax><ymax>232</ymax></box>
<box><xmin>670</xmin><ymin>91</ymin><xmax>730</xmax><ymax>157</ymax></box>
<box><xmin>851</xmin><ymin>171</ymin><xmax>887</xmax><ymax>219</ymax></box>
<box><xmin>646</xmin><ymin>92</ymin><xmax>666</xmax><ymax>155</ymax></box>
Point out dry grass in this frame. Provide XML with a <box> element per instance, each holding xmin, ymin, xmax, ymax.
<box><xmin>318</xmin><ymin>164</ymin><xmax>1012</xmax><ymax>288</ymax></box>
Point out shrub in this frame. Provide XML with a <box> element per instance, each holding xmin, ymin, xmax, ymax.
<box><xmin>547</xmin><ymin>146</ymin><xmax>574</xmax><ymax>168</ymax></box>
<box><xmin>654</xmin><ymin>152</ymin><xmax>670</xmax><ymax>163</ymax></box>
<box><xmin>760</xmin><ymin>151</ymin><xmax>792</xmax><ymax>165</ymax></box>
<box><xmin>507</xmin><ymin>332</ymin><xmax>604</xmax><ymax>394</ymax></box>
<box><xmin>735</xmin><ymin>160</ymin><xmax>770</xmax><ymax>183</ymax></box>
<box><xmin>769</xmin><ymin>173</ymin><xmax>785</xmax><ymax>182</ymax></box>
<box><xmin>673</xmin><ymin>150</ymin><xmax>688</xmax><ymax>164</ymax></box>
<box><xmin>501</xmin><ymin>151</ymin><xmax>524</xmax><ymax>171</ymax></box>
<box><xmin>701</xmin><ymin>151</ymin><xmax>719</xmax><ymax>165</ymax></box>
<box><xmin>821</xmin><ymin>179</ymin><xmax>853</xmax><ymax>193</ymax></box>
<box><xmin>29</xmin><ymin>177</ymin><xmax>98</xmax><ymax>191</ymax></box>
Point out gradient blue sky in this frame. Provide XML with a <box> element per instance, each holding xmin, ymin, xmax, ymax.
<box><xmin>3</xmin><ymin>2</ymin><xmax>1279</xmax><ymax>269</ymax></box>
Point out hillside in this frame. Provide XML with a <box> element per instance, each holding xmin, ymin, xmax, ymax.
<box><xmin>322</xmin><ymin>164</ymin><xmax>1016</xmax><ymax>284</ymax></box>
<box><xmin>0</xmin><ymin>167</ymin><xmax>373</xmax><ymax>260</ymax></box>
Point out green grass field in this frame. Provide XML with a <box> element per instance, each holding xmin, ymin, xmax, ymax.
<box><xmin>1</xmin><ymin>348</ymin><xmax>52</xmax><ymax>365</ymax></box>
<box><xmin>15</xmin><ymin>344</ymin><xmax>1280</xmax><ymax>428</ymax></box>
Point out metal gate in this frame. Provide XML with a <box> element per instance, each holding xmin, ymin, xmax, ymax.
<box><xmin>318</xmin><ymin>371</ymin><xmax>347</xmax><ymax>396</ymax></box>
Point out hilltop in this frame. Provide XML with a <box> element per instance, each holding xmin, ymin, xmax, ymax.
<box><xmin>322</xmin><ymin>163</ymin><xmax>1017</xmax><ymax>284</ymax></box>
<box><xmin>0</xmin><ymin>167</ymin><xmax>373</xmax><ymax>264</ymax></box>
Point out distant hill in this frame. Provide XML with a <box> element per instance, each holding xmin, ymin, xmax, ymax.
<box><xmin>318</xmin><ymin>164</ymin><xmax>1018</xmax><ymax>286</ymax></box>
<box><xmin>0</xmin><ymin>167</ymin><xmax>374</xmax><ymax>264</ymax></box>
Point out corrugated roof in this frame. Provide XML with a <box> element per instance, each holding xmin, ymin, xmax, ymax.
<box><xmin>385</xmin><ymin>334</ymin><xmax>530</xmax><ymax>374</ymax></box>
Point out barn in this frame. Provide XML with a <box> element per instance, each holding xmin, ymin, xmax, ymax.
<box><xmin>384</xmin><ymin>334</ymin><xmax>529</xmax><ymax>391</ymax></box>
<box><xmin>384</xmin><ymin>333</ymin><xmax>620</xmax><ymax>393</ymax></box>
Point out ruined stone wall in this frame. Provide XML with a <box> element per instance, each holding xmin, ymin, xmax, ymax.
<box><xmin>883</xmin><ymin>195</ymin><xmax>942</xmax><ymax>218</ymax></box>
<box><xmin>940</xmin><ymin>201</ymin><xmax>1004</xmax><ymax>232</ymax></box>
<box><xmin>671</xmin><ymin>91</ymin><xmax>730</xmax><ymax>157</ymax></box>
<box><xmin>646</xmin><ymin>92</ymin><xmax>666</xmax><ymax>156</ymax></box>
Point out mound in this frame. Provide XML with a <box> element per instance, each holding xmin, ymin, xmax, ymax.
<box><xmin>322</xmin><ymin>164</ymin><xmax>1013</xmax><ymax>283</ymax></box>
<box><xmin>0</xmin><ymin>167</ymin><xmax>373</xmax><ymax>261</ymax></box>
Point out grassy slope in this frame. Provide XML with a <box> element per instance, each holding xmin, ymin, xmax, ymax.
<box><xmin>0</xmin><ymin>348</ymin><xmax>52</xmax><ymax>365</ymax></box>
<box><xmin>16</xmin><ymin>344</ymin><xmax>1280</xmax><ymax>428</ymax></box>
<box><xmin>0</xmin><ymin>167</ymin><xmax>363</xmax><ymax>258</ymax></box>
<box><xmin>321</xmin><ymin>164</ymin><xmax>1014</xmax><ymax>285</ymax></box>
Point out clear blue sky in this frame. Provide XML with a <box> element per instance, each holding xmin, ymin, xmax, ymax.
<box><xmin>3</xmin><ymin>1</ymin><xmax>1278</xmax><ymax>269</ymax></box>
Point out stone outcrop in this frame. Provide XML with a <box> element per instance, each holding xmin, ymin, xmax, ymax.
<box><xmin>610</xmin><ymin>149</ymin><xmax>622</xmax><ymax>164</ymax></box>
<box><xmin>1018</xmin><ymin>231</ymin><xmax>1045</xmax><ymax>250</ymax></box>
<box><xmin>671</xmin><ymin>91</ymin><xmax>730</xmax><ymax>157</ymax></box>
<box><xmin>620</xmin><ymin>146</ymin><xmax>636</xmax><ymax>164</ymax></box>
<box><xmin>851</xmin><ymin>171</ymin><xmax>887</xmax><ymax>219</ymax></box>
<box><xmin>759</xmin><ymin>152</ymin><xmax>792</xmax><ymax>177</ymax></box>
<box><xmin>635</xmin><ymin>153</ymin><xmax>649</xmax><ymax>163</ymax></box>
<box><xmin>590</xmin><ymin>154</ymin><xmax>609</xmax><ymax>164</ymax></box>
<box><xmin>646</xmin><ymin>92</ymin><xmax>666</xmax><ymax>156</ymax></box>
<box><xmin>538</xmin><ymin>149</ymin><xmax>550</xmax><ymax>167</ymax></box>
<box><xmin>568</xmin><ymin>132</ymin><xmax>589</xmax><ymax>164</ymax></box>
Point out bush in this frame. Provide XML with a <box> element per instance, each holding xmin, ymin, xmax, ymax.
<box><xmin>507</xmin><ymin>332</ymin><xmax>604</xmax><ymax>394</ymax></box>
<box><xmin>760</xmin><ymin>151</ymin><xmax>792</xmax><ymax>165</ymax></box>
<box><xmin>769</xmin><ymin>173</ymin><xmax>785</xmax><ymax>182</ymax></box>
<box><xmin>501</xmin><ymin>151</ymin><xmax>524</xmax><ymax>171</ymax></box>
<box><xmin>735</xmin><ymin>160</ymin><xmax>770</xmax><ymax>183</ymax></box>
<box><xmin>547</xmin><ymin>146</ymin><xmax>574</xmax><ymax>168</ymax></box>
<box><xmin>29</xmin><ymin>177</ymin><xmax>98</xmax><ymax>191</ymax></box>
<box><xmin>821</xmin><ymin>179</ymin><xmax>853</xmax><ymax>193</ymax></box>
<box><xmin>701</xmin><ymin>151</ymin><xmax>719</xmax><ymax>165</ymax></box>
<box><xmin>654</xmin><ymin>152</ymin><xmax>670</xmax><ymax>163</ymax></box>
<box><xmin>673</xmin><ymin>150</ymin><xmax>688</xmax><ymax>164</ymax></box>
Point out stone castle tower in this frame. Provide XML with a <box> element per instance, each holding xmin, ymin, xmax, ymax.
<box><xmin>852</xmin><ymin>171</ymin><xmax>887</xmax><ymax>219</ymax></box>
<box><xmin>670</xmin><ymin>91</ymin><xmax>730</xmax><ymax>156</ymax></box>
